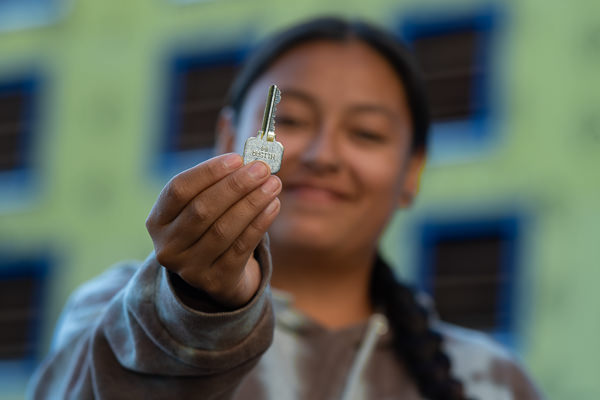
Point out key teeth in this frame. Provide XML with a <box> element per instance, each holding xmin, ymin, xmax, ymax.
<box><xmin>274</xmin><ymin>88</ymin><xmax>281</xmax><ymax>104</ymax></box>
<box><xmin>268</xmin><ymin>117</ymin><xmax>276</xmax><ymax>133</ymax></box>
<box><xmin>270</xmin><ymin>87</ymin><xmax>280</xmax><ymax>133</ymax></box>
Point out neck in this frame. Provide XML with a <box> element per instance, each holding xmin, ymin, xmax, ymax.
<box><xmin>270</xmin><ymin>245</ymin><xmax>376</xmax><ymax>330</ymax></box>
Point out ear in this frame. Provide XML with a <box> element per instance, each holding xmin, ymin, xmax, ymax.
<box><xmin>398</xmin><ymin>150</ymin><xmax>426</xmax><ymax>208</ymax></box>
<box><xmin>214</xmin><ymin>106</ymin><xmax>237</xmax><ymax>154</ymax></box>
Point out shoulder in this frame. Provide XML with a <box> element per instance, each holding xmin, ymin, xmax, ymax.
<box><xmin>436</xmin><ymin>322</ymin><xmax>544</xmax><ymax>399</ymax></box>
<box><xmin>437</xmin><ymin>321</ymin><xmax>513</xmax><ymax>365</ymax></box>
<box><xmin>51</xmin><ymin>260</ymin><xmax>141</xmax><ymax>350</ymax></box>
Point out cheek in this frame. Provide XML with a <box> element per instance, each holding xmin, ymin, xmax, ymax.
<box><xmin>278</xmin><ymin>134</ymin><xmax>308</xmax><ymax>162</ymax></box>
<box><xmin>271</xmin><ymin>129</ymin><xmax>316</xmax><ymax>176</ymax></box>
<box><xmin>354</xmin><ymin>150</ymin><xmax>407</xmax><ymax>205</ymax></box>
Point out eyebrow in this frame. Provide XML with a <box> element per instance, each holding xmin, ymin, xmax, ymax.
<box><xmin>279</xmin><ymin>87</ymin><xmax>400</xmax><ymax>122</ymax></box>
<box><xmin>278</xmin><ymin>87</ymin><xmax>320</xmax><ymax>113</ymax></box>
<box><xmin>347</xmin><ymin>104</ymin><xmax>400</xmax><ymax>122</ymax></box>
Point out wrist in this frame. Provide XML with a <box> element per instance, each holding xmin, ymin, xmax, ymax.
<box><xmin>168</xmin><ymin>271</ymin><xmax>235</xmax><ymax>312</ymax></box>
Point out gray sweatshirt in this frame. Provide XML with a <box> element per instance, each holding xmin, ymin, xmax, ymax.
<box><xmin>28</xmin><ymin>240</ymin><xmax>543</xmax><ymax>399</ymax></box>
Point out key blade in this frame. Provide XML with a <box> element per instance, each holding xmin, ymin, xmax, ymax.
<box><xmin>269</xmin><ymin>87</ymin><xmax>281</xmax><ymax>133</ymax></box>
<box><xmin>260</xmin><ymin>84</ymin><xmax>281</xmax><ymax>135</ymax></box>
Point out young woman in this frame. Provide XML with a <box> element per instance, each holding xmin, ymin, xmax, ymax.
<box><xmin>29</xmin><ymin>17</ymin><xmax>543</xmax><ymax>400</ymax></box>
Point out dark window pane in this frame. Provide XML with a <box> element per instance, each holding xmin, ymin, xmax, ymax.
<box><xmin>173</xmin><ymin>62</ymin><xmax>239</xmax><ymax>152</ymax></box>
<box><xmin>0</xmin><ymin>274</ymin><xmax>41</xmax><ymax>360</ymax></box>
<box><xmin>0</xmin><ymin>90</ymin><xmax>29</xmax><ymax>171</ymax></box>
<box><xmin>421</xmin><ymin>221</ymin><xmax>517</xmax><ymax>334</ymax></box>
<box><xmin>412</xmin><ymin>29</ymin><xmax>484</xmax><ymax>122</ymax></box>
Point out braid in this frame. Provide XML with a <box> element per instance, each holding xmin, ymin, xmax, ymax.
<box><xmin>370</xmin><ymin>257</ymin><xmax>468</xmax><ymax>400</ymax></box>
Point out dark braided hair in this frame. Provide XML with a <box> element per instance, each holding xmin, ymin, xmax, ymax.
<box><xmin>226</xmin><ymin>16</ymin><xmax>467</xmax><ymax>400</ymax></box>
<box><xmin>371</xmin><ymin>257</ymin><xmax>467</xmax><ymax>399</ymax></box>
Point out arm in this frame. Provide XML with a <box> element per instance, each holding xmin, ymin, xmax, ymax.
<box><xmin>30</xmin><ymin>154</ymin><xmax>281</xmax><ymax>399</ymax></box>
<box><xmin>28</xmin><ymin>241</ymin><xmax>274</xmax><ymax>400</ymax></box>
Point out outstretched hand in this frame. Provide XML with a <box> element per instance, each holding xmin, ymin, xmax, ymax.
<box><xmin>146</xmin><ymin>153</ymin><xmax>281</xmax><ymax>309</ymax></box>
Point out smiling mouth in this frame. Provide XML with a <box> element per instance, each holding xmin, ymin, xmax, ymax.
<box><xmin>283</xmin><ymin>184</ymin><xmax>349</xmax><ymax>204</ymax></box>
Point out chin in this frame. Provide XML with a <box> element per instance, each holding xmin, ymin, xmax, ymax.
<box><xmin>268</xmin><ymin>220</ymin><xmax>340</xmax><ymax>252</ymax></box>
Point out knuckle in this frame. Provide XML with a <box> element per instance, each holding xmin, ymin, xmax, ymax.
<box><xmin>248</xmin><ymin>215</ymin><xmax>268</xmax><ymax>234</ymax></box>
<box><xmin>145</xmin><ymin>215</ymin><xmax>155</xmax><ymax>232</ymax></box>
<box><xmin>155</xmin><ymin>247</ymin><xmax>172</xmax><ymax>267</ymax></box>
<box><xmin>165</xmin><ymin>178</ymin><xmax>186</xmax><ymax>202</ymax></box>
<box><xmin>245</xmin><ymin>192</ymin><xmax>264</xmax><ymax>212</ymax></box>
<box><xmin>190</xmin><ymin>199</ymin><xmax>208</xmax><ymax>224</ymax></box>
<box><xmin>230</xmin><ymin>238</ymin><xmax>249</xmax><ymax>257</ymax></box>
<box><xmin>205</xmin><ymin>159</ymin><xmax>221</xmax><ymax>181</ymax></box>
<box><xmin>210</xmin><ymin>219</ymin><xmax>229</xmax><ymax>242</ymax></box>
<box><xmin>226</xmin><ymin>173</ymin><xmax>247</xmax><ymax>195</ymax></box>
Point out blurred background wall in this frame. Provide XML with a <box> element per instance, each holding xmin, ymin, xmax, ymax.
<box><xmin>0</xmin><ymin>0</ymin><xmax>598</xmax><ymax>398</ymax></box>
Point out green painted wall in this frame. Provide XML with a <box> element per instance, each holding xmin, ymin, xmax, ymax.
<box><xmin>0</xmin><ymin>0</ymin><xmax>598</xmax><ymax>398</ymax></box>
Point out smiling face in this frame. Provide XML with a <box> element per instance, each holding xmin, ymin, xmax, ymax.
<box><xmin>227</xmin><ymin>39</ymin><xmax>423</xmax><ymax>258</ymax></box>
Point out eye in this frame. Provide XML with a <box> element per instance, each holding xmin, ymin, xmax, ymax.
<box><xmin>350</xmin><ymin>129</ymin><xmax>386</xmax><ymax>143</ymax></box>
<box><xmin>275</xmin><ymin>115</ymin><xmax>308</xmax><ymax>128</ymax></box>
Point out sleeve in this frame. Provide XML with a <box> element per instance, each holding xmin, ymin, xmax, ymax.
<box><xmin>27</xmin><ymin>239</ymin><xmax>275</xmax><ymax>400</ymax></box>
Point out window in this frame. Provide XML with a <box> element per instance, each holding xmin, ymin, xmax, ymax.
<box><xmin>0</xmin><ymin>256</ymin><xmax>48</xmax><ymax>373</ymax></box>
<box><xmin>0</xmin><ymin>78</ymin><xmax>38</xmax><ymax>173</ymax></box>
<box><xmin>413</xmin><ymin>29</ymin><xmax>482</xmax><ymax>122</ymax></box>
<box><xmin>417</xmin><ymin>216</ymin><xmax>520</xmax><ymax>346</ymax></box>
<box><xmin>400</xmin><ymin>7</ymin><xmax>501</xmax><ymax>163</ymax></box>
<box><xmin>0</xmin><ymin>75</ymin><xmax>41</xmax><ymax>209</ymax></box>
<box><xmin>159</xmin><ymin>51</ymin><xmax>243</xmax><ymax>176</ymax></box>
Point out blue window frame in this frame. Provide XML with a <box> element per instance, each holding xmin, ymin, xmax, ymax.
<box><xmin>416</xmin><ymin>214</ymin><xmax>521</xmax><ymax>348</ymax></box>
<box><xmin>399</xmin><ymin>6</ymin><xmax>503</xmax><ymax>164</ymax></box>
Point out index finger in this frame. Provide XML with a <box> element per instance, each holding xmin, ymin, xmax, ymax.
<box><xmin>150</xmin><ymin>153</ymin><xmax>243</xmax><ymax>224</ymax></box>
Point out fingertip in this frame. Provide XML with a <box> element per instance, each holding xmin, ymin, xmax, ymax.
<box><xmin>261</xmin><ymin>175</ymin><xmax>282</xmax><ymax>195</ymax></box>
<box><xmin>264</xmin><ymin>197</ymin><xmax>281</xmax><ymax>215</ymax></box>
<box><xmin>272</xmin><ymin>174</ymin><xmax>282</xmax><ymax>186</ymax></box>
<box><xmin>259</xmin><ymin>160</ymin><xmax>272</xmax><ymax>174</ymax></box>
<box><xmin>222</xmin><ymin>153</ymin><xmax>244</xmax><ymax>170</ymax></box>
<box><xmin>247</xmin><ymin>160</ymin><xmax>270</xmax><ymax>179</ymax></box>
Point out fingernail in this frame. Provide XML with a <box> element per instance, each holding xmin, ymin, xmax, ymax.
<box><xmin>248</xmin><ymin>161</ymin><xmax>269</xmax><ymax>179</ymax></box>
<box><xmin>264</xmin><ymin>198</ymin><xmax>280</xmax><ymax>215</ymax></box>
<box><xmin>223</xmin><ymin>153</ymin><xmax>243</xmax><ymax>169</ymax></box>
<box><xmin>261</xmin><ymin>176</ymin><xmax>281</xmax><ymax>194</ymax></box>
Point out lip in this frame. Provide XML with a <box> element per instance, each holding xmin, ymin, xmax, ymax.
<box><xmin>282</xmin><ymin>180</ymin><xmax>353</xmax><ymax>203</ymax></box>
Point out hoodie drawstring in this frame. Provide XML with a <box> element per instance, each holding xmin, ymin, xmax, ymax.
<box><xmin>340</xmin><ymin>313</ymin><xmax>389</xmax><ymax>400</ymax></box>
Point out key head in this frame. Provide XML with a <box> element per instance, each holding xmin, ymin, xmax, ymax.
<box><xmin>243</xmin><ymin>136</ymin><xmax>284</xmax><ymax>174</ymax></box>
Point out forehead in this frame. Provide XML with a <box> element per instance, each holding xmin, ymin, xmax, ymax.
<box><xmin>245</xmin><ymin>39</ymin><xmax>410</xmax><ymax>114</ymax></box>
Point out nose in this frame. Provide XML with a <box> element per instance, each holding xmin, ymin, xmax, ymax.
<box><xmin>299</xmin><ymin>120</ymin><xmax>342</xmax><ymax>174</ymax></box>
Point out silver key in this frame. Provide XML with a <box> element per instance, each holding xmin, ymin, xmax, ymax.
<box><xmin>243</xmin><ymin>84</ymin><xmax>284</xmax><ymax>174</ymax></box>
